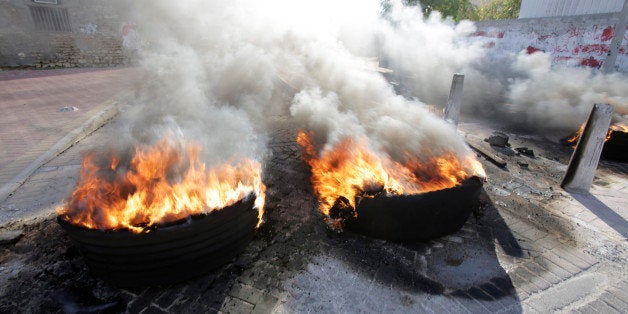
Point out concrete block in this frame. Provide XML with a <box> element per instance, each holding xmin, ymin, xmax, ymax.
<box><xmin>524</xmin><ymin>262</ymin><xmax>562</xmax><ymax>285</ymax></box>
<box><xmin>608</xmin><ymin>284</ymin><xmax>628</xmax><ymax>310</ymax></box>
<box><xmin>534</xmin><ymin>256</ymin><xmax>573</xmax><ymax>279</ymax></box>
<box><xmin>543</xmin><ymin>251</ymin><xmax>582</xmax><ymax>274</ymax></box>
<box><xmin>444</xmin><ymin>74</ymin><xmax>464</xmax><ymax>126</ymax></box>
<box><xmin>551</xmin><ymin>246</ymin><xmax>597</xmax><ymax>269</ymax></box>
<box><xmin>514</xmin><ymin>267</ymin><xmax>551</xmax><ymax>292</ymax></box>
<box><xmin>599</xmin><ymin>291</ymin><xmax>628</xmax><ymax>311</ymax></box>
<box><xmin>523</xmin><ymin>273</ymin><xmax>606</xmax><ymax>313</ymax></box>
<box><xmin>562</xmin><ymin>104</ymin><xmax>614</xmax><ymax>193</ymax></box>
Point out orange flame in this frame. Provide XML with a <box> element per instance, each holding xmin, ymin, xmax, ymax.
<box><xmin>610</xmin><ymin>123</ymin><xmax>628</xmax><ymax>133</ymax></box>
<box><xmin>567</xmin><ymin>123</ymin><xmax>586</xmax><ymax>148</ymax></box>
<box><xmin>296</xmin><ymin>130</ymin><xmax>485</xmax><ymax>217</ymax></box>
<box><xmin>568</xmin><ymin>122</ymin><xmax>626</xmax><ymax>148</ymax></box>
<box><xmin>57</xmin><ymin>137</ymin><xmax>265</xmax><ymax>233</ymax></box>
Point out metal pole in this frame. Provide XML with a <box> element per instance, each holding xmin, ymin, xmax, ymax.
<box><xmin>444</xmin><ymin>73</ymin><xmax>464</xmax><ymax>127</ymax></box>
<box><xmin>561</xmin><ymin>104</ymin><xmax>614</xmax><ymax>193</ymax></box>
<box><xmin>601</xmin><ymin>0</ymin><xmax>628</xmax><ymax>73</ymax></box>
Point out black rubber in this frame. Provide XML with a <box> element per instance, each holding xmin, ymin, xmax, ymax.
<box><xmin>344</xmin><ymin>177</ymin><xmax>483</xmax><ymax>242</ymax></box>
<box><xmin>57</xmin><ymin>193</ymin><xmax>258</xmax><ymax>287</ymax></box>
<box><xmin>602</xmin><ymin>131</ymin><xmax>627</xmax><ymax>162</ymax></box>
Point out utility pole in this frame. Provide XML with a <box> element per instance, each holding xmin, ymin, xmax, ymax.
<box><xmin>602</xmin><ymin>0</ymin><xmax>628</xmax><ymax>73</ymax></box>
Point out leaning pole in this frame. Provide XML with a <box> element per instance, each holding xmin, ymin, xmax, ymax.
<box><xmin>561</xmin><ymin>104</ymin><xmax>614</xmax><ymax>192</ymax></box>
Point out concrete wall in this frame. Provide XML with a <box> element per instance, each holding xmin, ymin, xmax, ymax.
<box><xmin>474</xmin><ymin>13</ymin><xmax>628</xmax><ymax>72</ymax></box>
<box><xmin>0</xmin><ymin>0</ymin><xmax>137</xmax><ymax>68</ymax></box>
<box><xmin>519</xmin><ymin>0</ymin><xmax>625</xmax><ymax>18</ymax></box>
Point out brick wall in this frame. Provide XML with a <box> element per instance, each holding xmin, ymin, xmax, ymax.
<box><xmin>0</xmin><ymin>0</ymin><xmax>135</xmax><ymax>68</ymax></box>
<box><xmin>474</xmin><ymin>13</ymin><xmax>628</xmax><ymax>72</ymax></box>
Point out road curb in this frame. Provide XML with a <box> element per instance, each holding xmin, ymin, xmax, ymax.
<box><xmin>0</xmin><ymin>92</ymin><xmax>128</xmax><ymax>203</ymax></box>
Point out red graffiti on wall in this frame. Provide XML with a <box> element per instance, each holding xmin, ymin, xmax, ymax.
<box><xmin>573</xmin><ymin>44</ymin><xmax>609</xmax><ymax>55</ymax></box>
<box><xmin>472</xmin><ymin>22</ymin><xmax>628</xmax><ymax>71</ymax></box>
<box><xmin>601</xmin><ymin>26</ymin><xmax>614</xmax><ymax>41</ymax></box>
<box><xmin>526</xmin><ymin>46</ymin><xmax>543</xmax><ymax>54</ymax></box>
<box><xmin>471</xmin><ymin>31</ymin><xmax>504</xmax><ymax>38</ymax></box>
<box><xmin>580</xmin><ymin>57</ymin><xmax>601</xmax><ymax>68</ymax></box>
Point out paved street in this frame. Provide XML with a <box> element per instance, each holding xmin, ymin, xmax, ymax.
<box><xmin>0</xmin><ymin>67</ymin><xmax>140</xmax><ymax>201</ymax></box>
<box><xmin>0</xmin><ymin>69</ymin><xmax>626</xmax><ymax>313</ymax></box>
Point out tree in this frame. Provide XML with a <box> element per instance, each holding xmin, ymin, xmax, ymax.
<box><xmin>405</xmin><ymin>0</ymin><xmax>522</xmax><ymax>21</ymax></box>
<box><xmin>473</xmin><ymin>0</ymin><xmax>522</xmax><ymax>20</ymax></box>
<box><xmin>406</xmin><ymin>0</ymin><xmax>476</xmax><ymax>22</ymax></box>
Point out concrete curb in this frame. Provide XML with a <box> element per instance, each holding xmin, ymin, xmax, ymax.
<box><xmin>0</xmin><ymin>93</ymin><xmax>128</xmax><ymax>203</ymax></box>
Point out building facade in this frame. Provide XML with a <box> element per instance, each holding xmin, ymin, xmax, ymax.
<box><xmin>0</xmin><ymin>0</ymin><xmax>136</xmax><ymax>68</ymax></box>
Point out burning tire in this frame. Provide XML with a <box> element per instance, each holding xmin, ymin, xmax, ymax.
<box><xmin>296</xmin><ymin>130</ymin><xmax>486</xmax><ymax>243</ymax></box>
<box><xmin>344</xmin><ymin>176</ymin><xmax>483</xmax><ymax>242</ymax></box>
<box><xmin>58</xmin><ymin>195</ymin><xmax>257</xmax><ymax>287</ymax></box>
<box><xmin>567</xmin><ymin>123</ymin><xmax>628</xmax><ymax>163</ymax></box>
<box><xmin>602</xmin><ymin>130</ymin><xmax>628</xmax><ymax>162</ymax></box>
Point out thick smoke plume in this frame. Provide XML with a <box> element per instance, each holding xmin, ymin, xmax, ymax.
<box><xmin>121</xmin><ymin>0</ymin><xmax>627</xmax><ymax>167</ymax></box>
<box><xmin>374</xmin><ymin>4</ymin><xmax>628</xmax><ymax>133</ymax></box>
<box><xmin>501</xmin><ymin>52</ymin><xmax>628</xmax><ymax>131</ymax></box>
<box><xmin>120</xmin><ymin>0</ymin><xmax>478</xmax><ymax>167</ymax></box>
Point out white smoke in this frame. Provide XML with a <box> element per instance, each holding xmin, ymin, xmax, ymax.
<box><xmin>121</xmin><ymin>0</ymin><xmax>480</xmax><ymax>166</ymax></box>
<box><xmin>372</xmin><ymin>2</ymin><xmax>628</xmax><ymax>133</ymax></box>
<box><xmin>122</xmin><ymin>0</ymin><xmax>628</xmax><ymax>166</ymax></box>
<box><xmin>502</xmin><ymin>51</ymin><xmax>628</xmax><ymax>131</ymax></box>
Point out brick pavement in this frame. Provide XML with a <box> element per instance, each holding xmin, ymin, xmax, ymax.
<box><xmin>0</xmin><ymin>113</ymin><xmax>626</xmax><ymax>312</ymax></box>
<box><xmin>0</xmin><ymin>67</ymin><xmax>140</xmax><ymax>193</ymax></box>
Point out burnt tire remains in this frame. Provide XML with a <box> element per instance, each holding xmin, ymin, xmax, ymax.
<box><xmin>57</xmin><ymin>194</ymin><xmax>258</xmax><ymax>287</ymax></box>
<box><xmin>602</xmin><ymin>130</ymin><xmax>628</xmax><ymax>162</ymax></box>
<box><xmin>344</xmin><ymin>177</ymin><xmax>483</xmax><ymax>242</ymax></box>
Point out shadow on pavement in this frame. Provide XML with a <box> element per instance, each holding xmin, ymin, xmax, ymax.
<box><xmin>319</xmin><ymin>188</ymin><xmax>524</xmax><ymax>312</ymax></box>
<box><xmin>570</xmin><ymin>191</ymin><xmax>628</xmax><ymax>238</ymax></box>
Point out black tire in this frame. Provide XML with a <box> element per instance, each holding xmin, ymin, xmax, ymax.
<box><xmin>58</xmin><ymin>193</ymin><xmax>259</xmax><ymax>287</ymax></box>
<box><xmin>344</xmin><ymin>177</ymin><xmax>483</xmax><ymax>242</ymax></box>
<box><xmin>602</xmin><ymin>131</ymin><xmax>628</xmax><ymax>162</ymax></box>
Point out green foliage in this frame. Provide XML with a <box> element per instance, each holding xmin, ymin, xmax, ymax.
<box><xmin>405</xmin><ymin>0</ymin><xmax>522</xmax><ymax>21</ymax></box>
<box><xmin>406</xmin><ymin>0</ymin><xmax>476</xmax><ymax>22</ymax></box>
<box><xmin>473</xmin><ymin>0</ymin><xmax>522</xmax><ymax>20</ymax></box>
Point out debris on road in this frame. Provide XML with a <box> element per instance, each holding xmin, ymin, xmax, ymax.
<box><xmin>515</xmin><ymin>147</ymin><xmax>535</xmax><ymax>157</ymax></box>
<box><xmin>58</xmin><ymin>106</ymin><xmax>79</xmax><ymax>112</ymax></box>
<box><xmin>0</xmin><ymin>230</ymin><xmax>23</xmax><ymax>245</ymax></box>
<box><xmin>485</xmin><ymin>132</ymin><xmax>509</xmax><ymax>147</ymax></box>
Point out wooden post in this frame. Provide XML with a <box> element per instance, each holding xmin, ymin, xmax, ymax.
<box><xmin>444</xmin><ymin>74</ymin><xmax>464</xmax><ymax>127</ymax></box>
<box><xmin>561</xmin><ymin>104</ymin><xmax>614</xmax><ymax>192</ymax></box>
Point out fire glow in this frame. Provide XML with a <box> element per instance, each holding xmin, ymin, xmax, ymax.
<box><xmin>57</xmin><ymin>137</ymin><xmax>265</xmax><ymax>233</ymax></box>
<box><xmin>297</xmin><ymin>130</ymin><xmax>485</xmax><ymax>218</ymax></box>
<box><xmin>567</xmin><ymin>123</ymin><xmax>628</xmax><ymax>148</ymax></box>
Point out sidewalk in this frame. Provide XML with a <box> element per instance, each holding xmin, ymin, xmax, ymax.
<box><xmin>0</xmin><ymin>67</ymin><xmax>140</xmax><ymax>200</ymax></box>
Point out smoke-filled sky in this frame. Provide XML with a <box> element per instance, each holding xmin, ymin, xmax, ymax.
<box><xmin>121</xmin><ymin>0</ymin><xmax>628</xmax><ymax>164</ymax></box>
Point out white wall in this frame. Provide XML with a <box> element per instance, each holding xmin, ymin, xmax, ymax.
<box><xmin>474</xmin><ymin>13</ymin><xmax>628</xmax><ymax>72</ymax></box>
<box><xmin>519</xmin><ymin>0</ymin><xmax>625</xmax><ymax>18</ymax></box>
